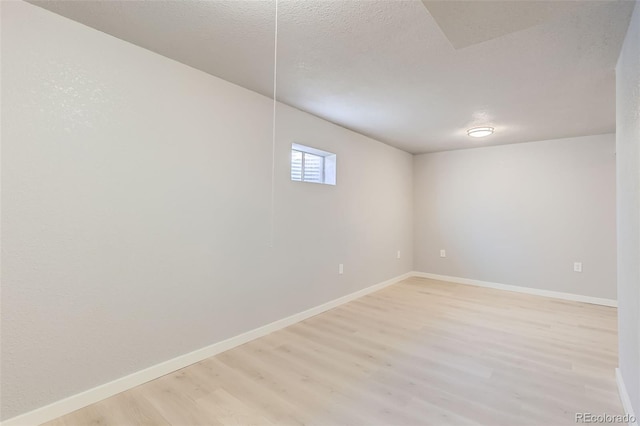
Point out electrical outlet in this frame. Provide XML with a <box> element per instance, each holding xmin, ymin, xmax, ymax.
<box><xmin>397</xmin><ymin>250</ymin><xmax>401</xmax><ymax>259</ymax></box>
<box><xmin>339</xmin><ymin>264</ymin><xmax>344</xmax><ymax>275</ymax></box>
<box><xmin>440</xmin><ymin>249</ymin><xmax>446</xmax><ymax>258</ymax></box>
<box><xmin>573</xmin><ymin>262</ymin><xmax>582</xmax><ymax>273</ymax></box>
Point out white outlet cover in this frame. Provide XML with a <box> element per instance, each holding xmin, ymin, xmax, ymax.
<box><xmin>440</xmin><ymin>249</ymin><xmax>446</xmax><ymax>258</ymax></box>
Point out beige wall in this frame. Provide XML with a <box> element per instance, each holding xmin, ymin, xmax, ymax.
<box><xmin>0</xmin><ymin>1</ymin><xmax>413</xmax><ymax>419</ymax></box>
<box><xmin>616</xmin><ymin>0</ymin><xmax>640</xmax><ymax>416</ymax></box>
<box><xmin>413</xmin><ymin>134</ymin><xmax>617</xmax><ymax>300</ymax></box>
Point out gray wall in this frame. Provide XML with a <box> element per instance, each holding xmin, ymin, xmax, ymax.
<box><xmin>0</xmin><ymin>2</ymin><xmax>413</xmax><ymax>419</ymax></box>
<box><xmin>413</xmin><ymin>134</ymin><xmax>617</xmax><ymax>300</ymax></box>
<box><xmin>616</xmin><ymin>0</ymin><xmax>640</xmax><ymax>416</ymax></box>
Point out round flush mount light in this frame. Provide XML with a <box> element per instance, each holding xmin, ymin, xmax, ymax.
<box><xmin>467</xmin><ymin>127</ymin><xmax>494</xmax><ymax>138</ymax></box>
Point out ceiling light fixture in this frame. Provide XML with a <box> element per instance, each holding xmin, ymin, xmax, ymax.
<box><xmin>467</xmin><ymin>127</ymin><xmax>494</xmax><ymax>138</ymax></box>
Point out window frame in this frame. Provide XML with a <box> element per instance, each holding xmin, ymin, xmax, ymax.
<box><xmin>290</xmin><ymin>143</ymin><xmax>336</xmax><ymax>186</ymax></box>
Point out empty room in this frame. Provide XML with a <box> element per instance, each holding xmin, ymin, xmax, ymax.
<box><xmin>1</xmin><ymin>0</ymin><xmax>639</xmax><ymax>425</ymax></box>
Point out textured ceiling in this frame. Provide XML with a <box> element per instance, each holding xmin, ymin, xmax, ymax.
<box><xmin>422</xmin><ymin>1</ymin><xmax>578</xmax><ymax>49</ymax></box>
<box><xmin>28</xmin><ymin>0</ymin><xmax>635</xmax><ymax>153</ymax></box>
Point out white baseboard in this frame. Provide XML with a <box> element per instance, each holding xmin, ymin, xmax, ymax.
<box><xmin>616</xmin><ymin>368</ymin><xmax>639</xmax><ymax>426</ymax></box>
<box><xmin>1</xmin><ymin>271</ymin><xmax>413</xmax><ymax>426</ymax></box>
<box><xmin>411</xmin><ymin>271</ymin><xmax>617</xmax><ymax>307</ymax></box>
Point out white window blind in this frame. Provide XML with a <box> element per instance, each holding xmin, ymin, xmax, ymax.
<box><xmin>291</xmin><ymin>150</ymin><xmax>303</xmax><ymax>181</ymax></box>
<box><xmin>290</xmin><ymin>143</ymin><xmax>336</xmax><ymax>185</ymax></box>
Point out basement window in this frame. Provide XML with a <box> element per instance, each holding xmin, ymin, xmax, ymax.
<box><xmin>291</xmin><ymin>143</ymin><xmax>336</xmax><ymax>185</ymax></box>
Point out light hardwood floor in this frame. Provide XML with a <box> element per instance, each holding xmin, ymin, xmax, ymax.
<box><xmin>44</xmin><ymin>277</ymin><xmax>622</xmax><ymax>425</ymax></box>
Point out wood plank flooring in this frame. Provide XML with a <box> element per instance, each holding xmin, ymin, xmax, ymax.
<box><xmin>44</xmin><ymin>277</ymin><xmax>622</xmax><ymax>425</ymax></box>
